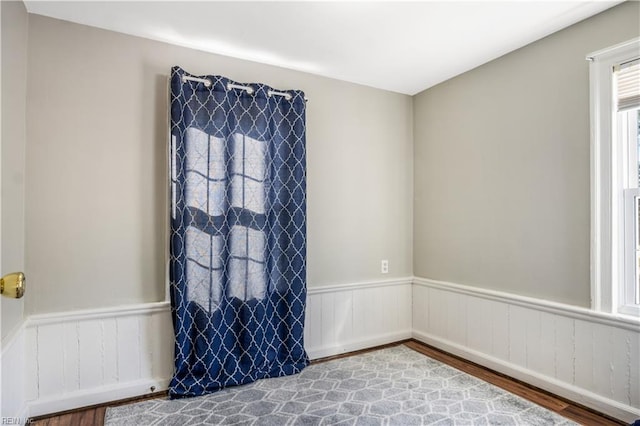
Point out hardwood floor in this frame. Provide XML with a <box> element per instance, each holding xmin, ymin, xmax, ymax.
<box><xmin>30</xmin><ymin>340</ymin><xmax>626</xmax><ymax>426</ymax></box>
<box><xmin>29</xmin><ymin>392</ymin><xmax>166</xmax><ymax>426</ymax></box>
<box><xmin>30</xmin><ymin>408</ymin><xmax>106</xmax><ymax>426</ymax></box>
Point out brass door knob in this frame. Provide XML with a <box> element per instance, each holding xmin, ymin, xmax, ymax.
<box><xmin>1</xmin><ymin>272</ymin><xmax>25</xmax><ymax>298</ymax></box>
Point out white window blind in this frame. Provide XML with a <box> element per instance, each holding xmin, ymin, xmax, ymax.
<box><xmin>616</xmin><ymin>58</ymin><xmax>640</xmax><ymax>112</ymax></box>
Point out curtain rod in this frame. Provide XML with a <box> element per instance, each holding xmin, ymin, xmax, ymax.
<box><xmin>182</xmin><ymin>75</ymin><xmax>309</xmax><ymax>101</ymax></box>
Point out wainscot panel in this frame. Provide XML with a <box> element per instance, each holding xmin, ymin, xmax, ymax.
<box><xmin>1</xmin><ymin>323</ymin><xmax>28</xmax><ymax>419</ymax></box>
<box><xmin>21</xmin><ymin>277</ymin><xmax>413</xmax><ymax>417</ymax></box>
<box><xmin>412</xmin><ymin>277</ymin><xmax>640</xmax><ymax>423</ymax></box>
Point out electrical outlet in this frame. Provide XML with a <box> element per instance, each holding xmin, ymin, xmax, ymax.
<box><xmin>381</xmin><ymin>259</ymin><xmax>389</xmax><ymax>274</ymax></box>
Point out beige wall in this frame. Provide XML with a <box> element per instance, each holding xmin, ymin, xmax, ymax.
<box><xmin>1</xmin><ymin>0</ymin><xmax>28</xmax><ymax>340</ymax></box>
<box><xmin>24</xmin><ymin>2</ymin><xmax>634</xmax><ymax>314</ymax></box>
<box><xmin>413</xmin><ymin>2</ymin><xmax>640</xmax><ymax>307</ymax></box>
<box><xmin>25</xmin><ymin>15</ymin><xmax>414</xmax><ymax>315</ymax></box>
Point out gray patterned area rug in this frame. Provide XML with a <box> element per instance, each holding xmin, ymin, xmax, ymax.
<box><xmin>105</xmin><ymin>345</ymin><xmax>576</xmax><ymax>425</ymax></box>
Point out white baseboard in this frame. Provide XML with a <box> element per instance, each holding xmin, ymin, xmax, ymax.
<box><xmin>307</xmin><ymin>330</ymin><xmax>412</xmax><ymax>360</ymax></box>
<box><xmin>412</xmin><ymin>277</ymin><xmax>640</xmax><ymax>423</ymax></box>
<box><xmin>28</xmin><ymin>378</ymin><xmax>170</xmax><ymax>418</ymax></box>
<box><xmin>413</xmin><ymin>330</ymin><xmax>640</xmax><ymax>423</ymax></box>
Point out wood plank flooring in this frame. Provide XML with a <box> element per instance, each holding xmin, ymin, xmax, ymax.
<box><xmin>30</xmin><ymin>340</ymin><xmax>626</xmax><ymax>425</ymax></box>
<box><xmin>29</xmin><ymin>392</ymin><xmax>166</xmax><ymax>426</ymax></box>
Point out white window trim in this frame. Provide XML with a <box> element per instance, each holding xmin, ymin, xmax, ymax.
<box><xmin>588</xmin><ymin>37</ymin><xmax>640</xmax><ymax>316</ymax></box>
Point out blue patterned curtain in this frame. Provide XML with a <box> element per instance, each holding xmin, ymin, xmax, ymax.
<box><xmin>169</xmin><ymin>66</ymin><xmax>309</xmax><ymax>398</ymax></box>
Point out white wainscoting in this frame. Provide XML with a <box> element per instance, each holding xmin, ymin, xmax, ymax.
<box><xmin>22</xmin><ymin>276</ymin><xmax>637</xmax><ymax>420</ymax></box>
<box><xmin>1</xmin><ymin>322</ymin><xmax>28</xmax><ymax>420</ymax></box>
<box><xmin>305</xmin><ymin>278</ymin><xmax>413</xmax><ymax>359</ymax></box>
<box><xmin>20</xmin><ymin>277</ymin><xmax>412</xmax><ymax>417</ymax></box>
<box><xmin>412</xmin><ymin>277</ymin><xmax>640</xmax><ymax>423</ymax></box>
<box><xmin>23</xmin><ymin>302</ymin><xmax>174</xmax><ymax>417</ymax></box>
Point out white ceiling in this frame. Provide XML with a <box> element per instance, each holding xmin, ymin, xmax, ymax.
<box><xmin>24</xmin><ymin>1</ymin><xmax>622</xmax><ymax>95</ymax></box>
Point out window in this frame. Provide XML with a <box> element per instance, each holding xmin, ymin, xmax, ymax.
<box><xmin>177</xmin><ymin>130</ymin><xmax>269</xmax><ymax>312</ymax></box>
<box><xmin>621</xmin><ymin>109</ymin><xmax>639</xmax><ymax>310</ymax></box>
<box><xmin>589</xmin><ymin>38</ymin><xmax>640</xmax><ymax>316</ymax></box>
